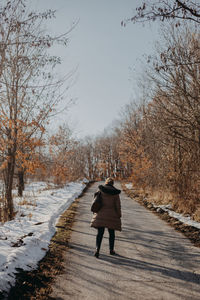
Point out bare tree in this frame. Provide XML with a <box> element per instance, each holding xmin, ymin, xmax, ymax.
<box><xmin>141</xmin><ymin>25</ymin><xmax>200</xmax><ymax>207</ymax></box>
<box><xmin>0</xmin><ymin>0</ymin><xmax>74</xmax><ymax>219</ymax></box>
<box><xmin>122</xmin><ymin>1</ymin><xmax>200</xmax><ymax>26</ymax></box>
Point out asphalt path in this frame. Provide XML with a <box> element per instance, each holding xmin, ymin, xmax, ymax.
<box><xmin>50</xmin><ymin>182</ymin><xmax>200</xmax><ymax>300</ymax></box>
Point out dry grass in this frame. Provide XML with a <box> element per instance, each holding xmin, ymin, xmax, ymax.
<box><xmin>170</xmin><ymin>197</ymin><xmax>200</xmax><ymax>223</ymax></box>
<box><xmin>123</xmin><ymin>182</ymin><xmax>200</xmax><ymax>223</ymax></box>
<box><xmin>147</xmin><ymin>189</ymin><xmax>175</xmax><ymax>206</ymax></box>
<box><xmin>147</xmin><ymin>189</ymin><xmax>196</xmax><ymax>216</ymax></box>
<box><xmin>193</xmin><ymin>206</ymin><xmax>200</xmax><ymax>222</ymax></box>
<box><xmin>18</xmin><ymin>198</ymin><xmax>37</xmax><ymax>207</ymax></box>
<box><xmin>123</xmin><ymin>183</ymin><xmax>175</xmax><ymax>206</ymax></box>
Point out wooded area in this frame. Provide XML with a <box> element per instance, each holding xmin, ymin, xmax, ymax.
<box><xmin>0</xmin><ymin>0</ymin><xmax>72</xmax><ymax>221</ymax></box>
<box><xmin>0</xmin><ymin>0</ymin><xmax>200</xmax><ymax>223</ymax></box>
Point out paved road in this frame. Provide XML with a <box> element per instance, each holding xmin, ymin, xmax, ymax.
<box><xmin>50</xmin><ymin>182</ymin><xmax>200</xmax><ymax>300</ymax></box>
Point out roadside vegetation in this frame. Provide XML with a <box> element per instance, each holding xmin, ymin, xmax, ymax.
<box><xmin>0</xmin><ymin>0</ymin><xmax>200</xmax><ymax>229</ymax></box>
<box><xmin>0</xmin><ymin>0</ymin><xmax>76</xmax><ymax>222</ymax></box>
<box><xmin>65</xmin><ymin>23</ymin><xmax>200</xmax><ymax>223</ymax></box>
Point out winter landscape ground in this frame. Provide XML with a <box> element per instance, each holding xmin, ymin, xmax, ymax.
<box><xmin>0</xmin><ymin>180</ymin><xmax>88</xmax><ymax>296</ymax></box>
<box><xmin>1</xmin><ymin>181</ymin><xmax>200</xmax><ymax>299</ymax></box>
<box><xmin>0</xmin><ymin>1</ymin><xmax>200</xmax><ymax>299</ymax></box>
<box><xmin>50</xmin><ymin>182</ymin><xmax>200</xmax><ymax>300</ymax></box>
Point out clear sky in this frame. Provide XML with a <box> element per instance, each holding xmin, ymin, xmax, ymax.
<box><xmin>33</xmin><ymin>0</ymin><xmax>160</xmax><ymax>137</ymax></box>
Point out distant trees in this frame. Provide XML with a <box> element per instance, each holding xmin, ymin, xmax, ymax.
<box><xmin>65</xmin><ymin>23</ymin><xmax>200</xmax><ymax>217</ymax></box>
<box><xmin>55</xmin><ymin>131</ymin><xmax>123</xmax><ymax>182</ymax></box>
<box><xmin>118</xmin><ymin>103</ymin><xmax>152</xmax><ymax>188</ymax></box>
<box><xmin>94</xmin><ymin>133</ymin><xmax>121</xmax><ymax>179</ymax></box>
<box><xmin>48</xmin><ymin>125</ymin><xmax>77</xmax><ymax>185</ymax></box>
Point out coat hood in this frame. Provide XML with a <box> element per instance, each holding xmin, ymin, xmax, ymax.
<box><xmin>98</xmin><ymin>184</ymin><xmax>121</xmax><ymax>195</ymax></box>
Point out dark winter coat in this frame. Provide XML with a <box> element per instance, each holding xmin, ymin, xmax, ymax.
<box><xmin>91</xmin><ymin>184</ymin><xmax>122</xmax><ymax>231</ymax></box>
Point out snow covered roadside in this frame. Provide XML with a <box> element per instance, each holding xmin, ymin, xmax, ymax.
<box><xmin>125</xmin><ymin>183</ymin><xmax>133</xmax><ymax>190</ymax></box>
<box><xmin>125</xmin><ymin>183</ymin><xmax>200</xmax><ymax>231</ymax></box>
<box><xmin>0</xmin><ymin>180</ymin><xmax>88</xmax><ymax>294</ymax></box>
<box><xmin>153</xmin><ymin>204</ymin><xmax>200</xmax><ymax>230</ymax></box>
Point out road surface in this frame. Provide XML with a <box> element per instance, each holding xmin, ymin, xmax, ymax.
<box><xmin>50</xmin><ymin>182</ymin><xmax>200</xmax><ymax>300</ymax></box>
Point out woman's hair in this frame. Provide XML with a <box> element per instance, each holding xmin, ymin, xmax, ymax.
<box><xmin>105</xmin><ymin>177</ymin><xmax>114</xmax><ymax>186</ymax></box>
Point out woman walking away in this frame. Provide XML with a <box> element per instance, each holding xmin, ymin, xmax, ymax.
<box><xmin>91</xmin><ymin>177</ymin><xmax>122</xmax><ymax>258</ymax></box>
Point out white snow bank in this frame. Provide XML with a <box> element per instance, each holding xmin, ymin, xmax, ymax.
<box><xmin>152</xmin><ymin>203</ymin><xmax>200</xmax><ymax>230</ymax></box>
<box><xmin>125</xmin><ymin>183</ymin><xmax>133</xmax><ymax>189</ymax></box>
<box><xmin>0</xmin><ymin>180</ymin><xmax>88</xmax><ymax>294</ymax></box>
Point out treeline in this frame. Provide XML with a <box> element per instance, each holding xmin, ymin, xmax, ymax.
<box><xmin>25</xmin><ymin>24</ymin><xmax>200</xmax><ymax>219</ymax></box>
<box><xmin>66</xmin><ymin>25</ymin><xmax>200</xmax><ymax>218</ymax></box>
<box><xmin>1</xmin><ymin>0</ymin><xmax>199</xmax><ymax>223</ymax></box>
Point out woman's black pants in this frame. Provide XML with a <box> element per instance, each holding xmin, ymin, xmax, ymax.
<box><xmin>96</xmin><ymin>227</ymin><xmax>115</xmax><ymax>251</ymax></box>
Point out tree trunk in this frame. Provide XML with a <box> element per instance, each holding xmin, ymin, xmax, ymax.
<box><xmin>6</xmin><ymin>186</ymin><xmax>13</xmax><ymax>220</ymax></box>
<box><xmin>18</xmin><ymin>170</ymin><xmax>24</xmax><ymax>197</ymax></box>
<box><xmin>4</xmin><ymin>159</ymin><xmax>15</xmax><ymax>220</ymax></box>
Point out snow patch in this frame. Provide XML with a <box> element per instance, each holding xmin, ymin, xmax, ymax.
<box><xmin>0</xmin><ymin>180</ymin><xmax>87</xmax><ymax>294</ymax></box>
<box><xmin>152</xmin><ymin>203</ymin><xmax>200</xmax><ymax>230</ymax></box>
<box><xmin>125</xmin><ymin>183</ymin><xmax>133</xmax><ymax>189</ymax></box>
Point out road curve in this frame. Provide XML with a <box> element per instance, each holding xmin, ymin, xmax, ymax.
<box><xmin>50</xmin><ymin>182</ymin><xmax>200</xmax><ymax>300</ymax></box>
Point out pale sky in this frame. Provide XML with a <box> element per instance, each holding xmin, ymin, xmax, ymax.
<box><xmin>33</xmin><ymin>0</ymin><xmax>160</xmax><ymax>137</ymax></box>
